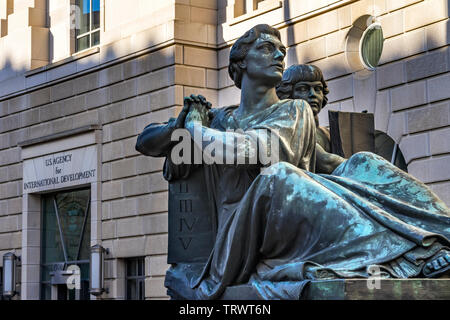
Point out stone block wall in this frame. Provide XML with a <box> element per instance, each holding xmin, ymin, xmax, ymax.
<box><xmin>0</xmin><ymin>0</ymin><xmax>218</xmax><ymax>300</ymax></box>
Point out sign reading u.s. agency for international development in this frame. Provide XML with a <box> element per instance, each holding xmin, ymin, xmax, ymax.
<box><xmin>23</xmin><ymin>145</ymin><xmax>97</xmax><ymax>194</ymax></box>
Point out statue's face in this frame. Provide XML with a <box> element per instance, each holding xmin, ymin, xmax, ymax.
<box><xmin>291</xmin><ymin>81</ymin><xmax>324</xmax><ymax>116</ymax></box>
<box><xmin>243</xmin><ymin>33</ymin><xmax>286</xmax><ymax>86</ymax></box>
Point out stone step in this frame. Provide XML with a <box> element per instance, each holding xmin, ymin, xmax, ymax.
<box><xmin>305</xmin><ymin>279</ymin><xmax>450</xmax><ymax>300</ymax></box>
<box><xmin>220</xmin><ymin>279</ymin><xmax>450</xmax><ymax>300</ymax></box>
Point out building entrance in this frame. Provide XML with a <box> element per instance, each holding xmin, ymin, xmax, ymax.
<box><xmin>40</xmin><ymin>189</ymin><xmax>91</xmax><ymax>300</ymax></box>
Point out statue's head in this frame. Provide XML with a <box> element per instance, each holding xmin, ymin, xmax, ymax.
<box><xmin>228</xmin><ymin>24</ymin><xmax>284</xmax><ymax>89</ymax></box>
<box><xmin>276</xmin><ymin>64</ymin><xmax>329</xmax><ymax>117</ymax></box>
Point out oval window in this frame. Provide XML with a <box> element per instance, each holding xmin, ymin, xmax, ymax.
<box><xmin>359</xmin><ymin>23</ymin><xmax>384</xmax><ymax>70</ymax></box>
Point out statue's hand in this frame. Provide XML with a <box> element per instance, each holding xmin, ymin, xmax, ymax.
<box><xmin>184</xmin><ymin>94</ymin><xmax>213</xmax><ymax>128</ymax></box>
<box><xmin>315</xmin><ymin>143</ymin><xmax>346</xmax><ymax>174</ymax></box>
<box><xmin>174</xmin><ymin>98</ymin><xmax>191</xmax><ymax>129</ymax></box>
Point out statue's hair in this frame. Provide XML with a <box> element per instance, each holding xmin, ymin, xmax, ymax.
<box><xmin>276</xmin><ymin>64</ymin><xmax>329</xmax><ymax>107</ymax></box>
<box><xmin>228</xmin><ymin>24</ymin><xmax>281</xmax><ymax>89</ymax></box>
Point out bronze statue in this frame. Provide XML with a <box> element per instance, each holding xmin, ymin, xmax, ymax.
<box><xmin>276</xmin><ymin>64</ymin><xmax>346</xmax><ymax>174</ymax></box>
<box><xmin>277</xmin><ymin>64</ymin><xmax>331</xmax><ymax>152</ymax></box>
<box><xmin>277</xmin><ymin>63</ymin><xmax>409</xmax><ymax>172</ymax></box>
<box><xmin>136</xmin><ymin>24</ymin><xmax>450</xmax><ymax>300</ymax></box>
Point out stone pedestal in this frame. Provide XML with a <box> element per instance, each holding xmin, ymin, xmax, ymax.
<box><xmin>304</xmin><ymin>278</ymin><xmax>450</xmax><ymax>300</ymax></box>
<box><xmin>220</xmin><ymin>279</ymin><xmax>450</xmax><ymax>300</ymax></box>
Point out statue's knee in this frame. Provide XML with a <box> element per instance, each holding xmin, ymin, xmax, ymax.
<box><xmin>261</xmin><ymin>162</ymin><xmax>299</xmax><ymax>179</ymax></box>
<box><xmin>348</xmin><ymin>151</ymin><xmax>377</xmax><ymax>163</ymax></box>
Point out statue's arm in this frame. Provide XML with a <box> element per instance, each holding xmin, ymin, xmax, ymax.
<box><xmin>315</xmin><ymin>142</ymin><xmax>346</xmax><ymax>174</ymax></box>
<box><xmin>135</xmin><ymin>119</ymin><xmax>178</xmax><ymax>157</ymax></box>
<box><xmin>316</xmin><ymin>126</ymin><xmax>331</xmax><ymax>153</ymax></box>
<box><xmin>185</xmin><ymin>123</ymin><xmax>266</xmax><ymax>167</ymax></box>
<box><xmin>136</xmin><ymin>103</ymin><xmax>191</xmax><ymax>157</ymax></box>
<box><xmin>183</xmin><ymin>96</ymin><xmax>261</xmax><ymax>167</ymax></box>
<box><xmin>185</xmin><ymin>97</ymin><xmax>316</xmax><ymax>169</ymax></box>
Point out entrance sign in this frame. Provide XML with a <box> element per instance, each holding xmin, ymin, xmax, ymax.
<box><xmin>23</xmin><ymin>145</ymin><xmax>97</xmax><ymax>193</ymax></box>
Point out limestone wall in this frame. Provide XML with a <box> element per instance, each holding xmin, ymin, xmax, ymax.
<box><xmin>0</xmin><ymin>0</ymin><xmax>218</xmax><ymax>300</ymax></box>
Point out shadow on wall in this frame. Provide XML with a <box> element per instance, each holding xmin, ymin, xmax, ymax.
<box><xmin>0</xmin><ymin>20</ymin><xmax>173</xmax><ymax>94</ymax></box>
<box><xmin>277</xmin><ymin>1</ymin><xmax>449</xmax><ymax>133</ymax></box>
<box><xmin>280</xmin><ymin>1</ymin><xmax>449</xmax><ymax>81</ymax></box>
<box><xmin>0</xmin><ymin>57</ymin><xmax>28</xmax><ymax>84</ymax></box>
<box><xmin>0</xmin><ymin>23</ymin><xmax>182</xmax><ymax>153</ymax></box>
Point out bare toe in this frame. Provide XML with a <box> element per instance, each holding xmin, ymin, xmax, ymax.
<box><xmin>439</xmin><ymin>257</ymin><xmax>448</xmax><ymax>267</ymax></box>
<box><xmin>423</xmin><ymin>249</ymin><xmax>450</xmax><ymax>277</ymax></box>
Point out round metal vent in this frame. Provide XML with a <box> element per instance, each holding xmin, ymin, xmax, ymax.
<box><xmin>359</xmin><ymin>22</ymin><xmax>384</xmax><ymax>70</ymax></box>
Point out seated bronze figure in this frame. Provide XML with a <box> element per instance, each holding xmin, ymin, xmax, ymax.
<box><xmin>276</xmin><ymin>64</ymin><xmax>332</xmax><ymax>153</ymax></box>
<box><xmin>277</xmin><ymin>63</ymin><xmax>408</xmax><ymax>171</ymax></box>
<box><xmin>136</xmin><ymin>24</ymin><xmax>450</xmax><ymax>300</ymax></box>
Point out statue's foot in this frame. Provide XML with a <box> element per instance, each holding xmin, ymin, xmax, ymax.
<box><xmin>422</xmin><ymin>249</ymin><xmax>450</xmax><ymax>278</ymax></box>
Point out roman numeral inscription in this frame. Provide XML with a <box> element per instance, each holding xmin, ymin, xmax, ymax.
<box><xmin>179</xmin><ymin>217</ymin><xmax>198</xmax><ymax>232</ymax></box>
<box><xmin>179</xmin><ymin>182</ymin><xmax>188</xmax><ymax>193</ymax></box>
<box><xmin>180</xmin><ymin>199</ymin><xmax>192</xmax><ymax>212</ymax></box>
<box><xmin>179</xmin><ymin>237</ymin><xmax>193</xmax><ymax>250</ymax></box>
<box><xmin>178</xmin><ymin>216</ymin><xmax>198</xmax><ymax>250</ymax></box>
<box><xmin>167</xmin><ymin>169</ymin><xmax>215</xmax><ymax>263</ymax></box>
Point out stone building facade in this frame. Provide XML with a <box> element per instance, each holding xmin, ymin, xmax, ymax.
<box><xmin>0</xmin><ymin>0</ymin><xmax>448</xmax><ymax>300</ymax></box>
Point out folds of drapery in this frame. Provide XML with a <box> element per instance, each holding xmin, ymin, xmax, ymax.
<box><xmin>160</xmin><ymin>100</ymin><xmax>450</xmax><ymax>300</ymax></box>
<box><xmin>166</xmin><ymin>153</ymin><xmax>450</xmax><ymax>300</ymax></box>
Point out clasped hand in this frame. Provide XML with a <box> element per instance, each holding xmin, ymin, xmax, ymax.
<box><xmin>175</xmin><ymin>94</ymin><xmax>213</xmax><ymax>129</ymax></box>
